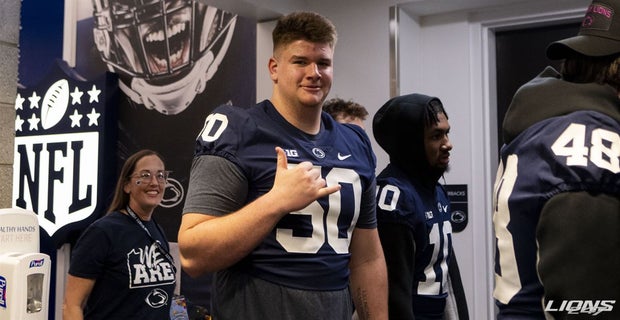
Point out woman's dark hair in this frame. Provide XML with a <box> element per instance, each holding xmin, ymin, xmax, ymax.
<box><xmin>561</xmin><ymin>52</ymin><xmax>620</xmax><ymax>91</ymax></box>
<box><xmin>107</xmin><ymin>149</ymin><xmax>165</xmax><ymax>214</ymax></box>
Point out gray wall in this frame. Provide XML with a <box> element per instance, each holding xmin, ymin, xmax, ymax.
<box><xmin>0</xmin><ymin>0</ymin><xmax>21</xmax><ymax>208</ymax></box>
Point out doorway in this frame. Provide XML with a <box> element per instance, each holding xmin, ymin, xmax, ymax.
<box><xmin>495</xmin><ymin>23</ymin><xmax>580</xmax><ymax>151</ymax></box>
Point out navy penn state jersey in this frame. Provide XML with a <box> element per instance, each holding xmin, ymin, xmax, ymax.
<box><xmin>493</xmin><ymin>110</ymin><xmax>620</xmax><ymax>318</ymax></box>
<box><xmin>193</xmin><ymin>100</ymin><xmax>377</xmax><ymax>291</ymax></box>
<box><xmin>376</xmin><ymin>164</ymin><xmax>453</xmax><ymax>315</ymax></box>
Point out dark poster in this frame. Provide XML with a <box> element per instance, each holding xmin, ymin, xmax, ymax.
<box><xmin>71</xmin><ymin>1</ymin><xmax>257</xmax><ymax>242</ymax></box>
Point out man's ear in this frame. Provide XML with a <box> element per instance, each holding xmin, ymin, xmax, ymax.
<box><xmin>268</xmin><ymin>57</ymin><xmax>278</xmax><ymax>82</ymax></box>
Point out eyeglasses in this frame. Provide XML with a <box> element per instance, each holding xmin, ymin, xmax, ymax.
<box><xmin>130</xmin><ymin>170</ymin><xmax>171</xmax><ymax>184</ymax></box>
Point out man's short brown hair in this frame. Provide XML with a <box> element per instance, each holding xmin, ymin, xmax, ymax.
<box><xmin>272</xmin><ymin>12</ymin><xmax>337</xmax><ymax>54</ymax></box>
<box><xmin>322</xmin><ymin>98</ymin><xmax>368</xmax><ymax>121</ymax></box>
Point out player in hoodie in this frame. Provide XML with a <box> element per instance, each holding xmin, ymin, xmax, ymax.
<box><xmin>493</xmin><ymin>1</ymin><xmax>620</xmax><ymax>319</ymax></box>
<box><xmin>373</xmin><ymin>93</ymin><xmax>468</xmax><ymax>320</ymax></box>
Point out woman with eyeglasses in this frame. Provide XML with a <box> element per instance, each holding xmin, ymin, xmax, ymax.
<box><xmin>63</xmin><ymin>149</ymin><xmax>177</xmax><ymax>320</ymax></box>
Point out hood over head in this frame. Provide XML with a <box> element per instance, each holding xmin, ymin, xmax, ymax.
<box><xmin>373</xmin><ymin>93</ymin><xmax>448</xmax><ymax>187</ymax></box>
<box><xmin>502</xmin><ymin>66</ymin><xmax>620</xmax><ymax>144</ymax></box>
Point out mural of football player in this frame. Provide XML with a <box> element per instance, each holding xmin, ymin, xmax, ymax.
<box><xmin>71</xmin><ymin>0</ymin><xmax>256</xmax><ymax>232</ymax></box>
<box><xmin>91</xmin><ymin>0</ymin><xmax>238</xmax><ymax>115</ymax></box>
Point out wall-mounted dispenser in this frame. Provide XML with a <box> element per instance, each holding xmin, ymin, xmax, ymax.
<box><xmin>0</xmin><ymin>208</ymin><xmax>51</xmax><ymax>320</ymax></box>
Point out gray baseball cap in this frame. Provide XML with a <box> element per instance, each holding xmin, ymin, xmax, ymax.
<box><xmin>547</xmin><ymin>1</ymin><xmax>620</xmax><ymax>59</ymax></box>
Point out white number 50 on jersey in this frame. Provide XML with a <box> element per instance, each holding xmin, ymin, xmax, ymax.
<box><xmin>276</xmin><ymin>166</ymin><xmax>362</xmax><ymax>254</ymax></box>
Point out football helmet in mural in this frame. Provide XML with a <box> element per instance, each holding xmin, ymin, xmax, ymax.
<box><xmin>92</xmin><ymin>0</ymin><xmax>237</xmax><ymax>114</ymax></box>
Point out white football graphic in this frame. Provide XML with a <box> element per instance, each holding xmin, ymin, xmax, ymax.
<box><xmin>41</xmin><ymin>79</ymin><xmax>70</xmax><ymax>129</ymax></box>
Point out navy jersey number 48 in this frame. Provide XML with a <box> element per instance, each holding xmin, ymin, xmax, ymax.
<box><xmin>493</xmin><ymin>120</ymin><xmax>620</xmax><ymax>304</ymax></box>
<box><xmin>550</xmin><ymin>123</ymin><xmax>619</xmax><ymax>173</ymax></box>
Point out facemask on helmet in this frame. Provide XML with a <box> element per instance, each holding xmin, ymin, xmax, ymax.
<box><xmin>92</xmin><ymin>0</ymin><xmax>237</xmax><ymax>114</ymax></box>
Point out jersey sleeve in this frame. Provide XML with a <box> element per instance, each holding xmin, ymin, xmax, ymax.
<box><xmin>185</xmin><ymin>104</ymin><xmax>256</xmax><ymax>216</ymax></box>
<box><xmin>193</xmin><ymin>104</ymin><xmax>257</xmax><ymax>168</ymax></box>
<box><xmin>345</xmin><ymin>123</ymin><xmax>378</xmax><ymax>229</ymax></box>
<box><xmin>355</xmin><ymin>178</ymin><xmax>377</xmax><ymax>229</ymax></box>
<box><xmin>183</xmin><ymin>155</ymin><xmax>248</xmax><ymax>216</ymax></box>
<box><xmin>445</xmin><ymin>249</ymin><xmax>469</xmax><ymax>320</ymax></box>
<box><xmin>378</xmin><ymin>222</ymin><xmax>416</xmax><ymax>319</ymax></box>
<box><xmin>375</xmin><ymin>175</ymin><xmax>418</xmax><ymax>228</ymax></box>
<box><xmin>536</xmin><ymin>192</ymin><xmax>620</xmax><ymax>319</ymax></box>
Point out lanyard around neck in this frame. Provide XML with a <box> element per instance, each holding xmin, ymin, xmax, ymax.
<box><xmin>126</xmin><ymin>206</ymin><xmax>177</xmax><ymax>274</ymax></box>
<box><xmin>126</xmin><ymin>205</ymin><xmax>156</xmax><ymax>236</ymax></box>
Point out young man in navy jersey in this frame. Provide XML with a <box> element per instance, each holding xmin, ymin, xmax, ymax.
<box><xmin>493</xmin><ymin>0</ymin><xmax>620</xmax><ymax>318</ymax></box>
<box><xmin>178</xmin><ymin>11</ymin><xmax>388</xmax><ymax>320</ymax></box>
<box><xmin>373</xmin><ymin>93</ymin><xmax>468</xmax><ymax>320</ymax></box>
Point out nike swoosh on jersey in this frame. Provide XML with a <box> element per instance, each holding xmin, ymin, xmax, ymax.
<box><xmin>337</xmin><ymin>153</ymin><xmax>352</xmax><ymax>160</ymax></box>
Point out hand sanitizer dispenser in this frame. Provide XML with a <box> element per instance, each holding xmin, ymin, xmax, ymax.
<box><xmin>0</xmin><ymin>208</ymin><xmax>51</xmax><ymax>320</ymax></box>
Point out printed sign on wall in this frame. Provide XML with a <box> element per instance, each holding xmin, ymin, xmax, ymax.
<box><xmin>13</xmin><ymin>60</ymin><xmax>118</xmax><ymax>246</ymax></box>
<box><xmin>444</xmin><ymin>184</ymin><xmax>468</xmax><ymax>233</ymax></box>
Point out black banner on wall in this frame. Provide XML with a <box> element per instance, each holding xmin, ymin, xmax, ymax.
<box><xmin>444</xmin><ymin>184</ymin><xmax>468</xmax><ymax>233</ymax></box>
<box><xmin>13</xmin><ymin>59</ymin><xmax>119</xmax><ymax>246</ymax></box>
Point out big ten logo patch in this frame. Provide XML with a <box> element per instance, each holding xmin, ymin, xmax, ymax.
<box><xmin>12</xmin><ymin>60</ymin><xmax>118</xmax><ymax>243</ymax></box>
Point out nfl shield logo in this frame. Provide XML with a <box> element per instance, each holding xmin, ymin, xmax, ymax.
<box><xmin>12</xmin><ymin>60</ymin><xmax>118</xmax><ymax>245</ymax></box>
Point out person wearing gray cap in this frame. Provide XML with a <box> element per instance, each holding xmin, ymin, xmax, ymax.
<box><xmin>493</xmin><ymin>1</ymin><xmax>620</xmax><ymax>319</ymax></box>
